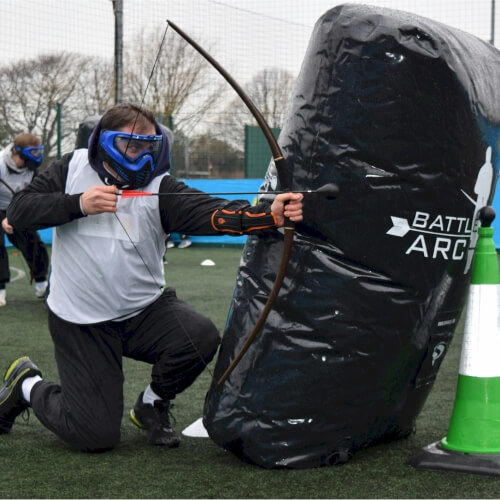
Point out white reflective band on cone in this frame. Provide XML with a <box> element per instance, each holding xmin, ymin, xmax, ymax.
<box><xmin>459</xmin><ymin>284</ymin><xmax>500</xmax><ymax>377</ymax></box>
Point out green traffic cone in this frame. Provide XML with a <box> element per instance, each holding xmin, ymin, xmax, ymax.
<box><xmin>411</xmin><ymin>205</ymin><xmax>500</xmax><ymax>475</ymax></box>
<box><xmin>441</xmin><ymin>205</ymin><xmax>500</xmax><ymax>454</ymax></box>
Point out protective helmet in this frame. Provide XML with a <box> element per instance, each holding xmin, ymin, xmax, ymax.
<box><xmin>97</xmin><ymin>130</ymin><xmax>163</xmax><ymax>188</ymax></box>
<box><xmin>88</xmin><ymin>115</ymin><xmax>171</xmax><ymax>189</ymax></box>
<box><xmin>14</xmin><ymin>144</ymin><xmax>44</xmax><ymax>170</ymax></box>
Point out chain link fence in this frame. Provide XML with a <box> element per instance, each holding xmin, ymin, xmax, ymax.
<box><xmin>0</xmin><ymin>0</ymin><xmax>496</xmax><ymax>177</ymax></box>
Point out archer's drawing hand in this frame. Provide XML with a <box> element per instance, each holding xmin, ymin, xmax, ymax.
<box><xmin>1</xmin><ymin>217</ymin><xmax>14</xmax><ymax>234</ymax></box>
<box><xmin>80</xmin><ymin>185</ymin><xmax>119</xmax><ymax>215</ymax></box>
<box><xmin>271</xmin><ymin>193</ymin><xmax>303</xmax><ymax>227</ymax></box>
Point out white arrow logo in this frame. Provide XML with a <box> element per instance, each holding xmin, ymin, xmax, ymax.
<box><xmin>387</xmin><ymin>216</ymin><xmax>468</xmax><ymax>238</ymax></box>
<box><xmin>386</xmin><ymin>217</ymin><xmax>410</xmax><ymax>237</ymax></box>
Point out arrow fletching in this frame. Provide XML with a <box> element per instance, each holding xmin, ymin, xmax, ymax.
<box><xmin>120</xmin><ymin>190</ymin><xmax>155</xmax><ymax>198</ymax></box>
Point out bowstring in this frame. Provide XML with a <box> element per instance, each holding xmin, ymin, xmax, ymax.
<box><xmin>120</xmin><ymin>22</ymin><xmax>170</xmax><ymax>164</ymax></box>
<box><xmin>112</xmin><ymin>20</ymin><xmax>171</xmax><ymax>275</ymax></box>
<box><xmin>112</xmin><ymin>213</ymin><xmax>160</xmax><ymax>288</ymax></box>
<box><xmin>114</xmin><ymin>21</ymin><xmax>214</xmax><ymax>379</ymax></box>
<box><xmin>114</xmin><ymin>212</ymin><xmax>214</xmax><ymax>379</ymax></box>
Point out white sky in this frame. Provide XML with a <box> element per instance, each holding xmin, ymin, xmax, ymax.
<box><xmin>0</xmin><ymin>0</ymin><xmax>495</xmax><ymax>84</ymax></box>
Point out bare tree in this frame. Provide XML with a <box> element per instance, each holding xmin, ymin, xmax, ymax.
<box><xmin>123</xmin><ymin>27</ymin><xmax>226</xmax><ymax>135</ymax></box>
<box><xmin>77</xmin><ymin>57</ymin><xmax>115</xmax><ymax>117</ymax></box>
<box><xmin>0</xmin><ymin>52</ymin><xmax>110</xmax><ymax>162</ymax></box>
<box><xmin>215</xmin><ymin>67</ymin><xmax>296</xmax><ymax>151</ymax></box>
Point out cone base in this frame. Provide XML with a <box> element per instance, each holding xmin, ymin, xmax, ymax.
<box><xmin>410</xmin><ymin>441</ymin><xmax>500</xmax><ymax>476</ymax></box>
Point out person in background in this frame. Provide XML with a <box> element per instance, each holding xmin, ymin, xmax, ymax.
<box><xmin>165</xmin><ymin>233</ymin><xmax>192</xmax><ymax>250</ymax></box>
<box><xmin>0</xmin><ymin>133</ymin><xmax>49</xmax><ymax>307</ymax></box>
<box><xmin>177</xmin><ymin>234</ymin><xmax>192</xmax><ymax>248</ymax></box>
<box><xmin>0</xmin><ymin>103</ymin><xmax>303</xmax><ymax>453</ymax></box>
<box><xmin>163</xmin><ymin>234</ymin><xmax>192</xmax><ymax>264</ymax></box>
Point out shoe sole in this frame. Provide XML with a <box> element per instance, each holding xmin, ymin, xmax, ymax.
<box><xmin>1</xmin><ymin>356</ymin><xmax>32</xmax><ymax>405</ymax></box>
<box><xmin>3</xmin><ymin>356</ymin><xmax>30</xmax><ymax>382</ymax></box>
<box><xmin>129</xmin><ymin>409</ymin><xmax>144</xmax><ymax>429</ymax></box>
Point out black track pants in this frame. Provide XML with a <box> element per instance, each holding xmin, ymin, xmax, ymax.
<box><xmin>30</xmin><ymin>288</ymin><xmax>220</xmax><ymax>452</ymax></box>
<box><xmin>0</xmin><ymin>209</ymin><xmax>49</xmax><ymax>285</ymax></box>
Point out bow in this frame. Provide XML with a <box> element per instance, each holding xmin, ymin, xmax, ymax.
<box><xmin>167</xmin><ymin>21</ymin><xmax>295</xmax><ymax>386</ymax></box>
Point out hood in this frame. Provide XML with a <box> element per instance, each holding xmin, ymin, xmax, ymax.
<box><xmin>3</xmin><ymin>143</ymin><xmax>29</xmax><ymax>174</ymax></box>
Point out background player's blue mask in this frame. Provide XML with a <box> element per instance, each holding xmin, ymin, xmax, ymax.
<box><xmin>97</xmin><ymin>130</ymin><xmax>163</xmax><ymax>188</ymax></box>
<box><xmin>14</xmin><ymin>145</ymin><xmax>44</xmax><ymax>170</ymax></box>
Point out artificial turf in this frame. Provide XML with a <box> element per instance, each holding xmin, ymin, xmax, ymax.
<box><xmin>1</xmin><ymin>245</ymin><xmax>499</xmax><ymax>499</ymax></box>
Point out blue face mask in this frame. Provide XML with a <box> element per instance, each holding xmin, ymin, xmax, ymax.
<box><xmin>97</xmin><ymin>130</ymin><xmax>163</xmax><ymax>188</ymax></box>
<box><xmin>14</xmin><ymin>145</ymin><xmax>44</xmax><ymax>170</ymax></box>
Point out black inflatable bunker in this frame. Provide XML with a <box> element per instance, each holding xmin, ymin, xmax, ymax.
<box><xmin>204</xmin><ymin>3</ymin><xmax>500</xmax><ymax>468</ymax></box>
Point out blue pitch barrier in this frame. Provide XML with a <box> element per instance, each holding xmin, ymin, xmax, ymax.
<box><xmin>4</xmin><ymin>178</ymin><xmax>264</xmax><ymax>247</ymax></box>
<box><xmin>6</xmin><ymin>178</ymin><xmax>500</xmax><ymax>248</ymax></box>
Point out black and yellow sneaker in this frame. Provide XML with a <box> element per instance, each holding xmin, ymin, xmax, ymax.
<box><xmin>130</xmin><ymin>392</ymin><xmax>181</xmax><ymax>448</ymax></box>
<box><xmin>0</xmin><ymin>356</ymin><xmax>42</xmax><ymax>434</ymax></box>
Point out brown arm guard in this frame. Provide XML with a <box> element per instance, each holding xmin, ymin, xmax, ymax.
<box><xmin>211</xmin><ymin>208</ymin><xmax>277</xmax><ymax>234</ymax></box>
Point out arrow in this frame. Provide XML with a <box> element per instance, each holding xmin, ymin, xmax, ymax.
<box><xmin>119</xmin><ymin>183</ymin><xmax>339</xmax><ymax>199</ymax></box>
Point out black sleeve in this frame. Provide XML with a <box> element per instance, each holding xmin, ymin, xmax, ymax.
<box><xmin>158</xmin><ymin>176</ymin><xmax>276</xmax><ymax>236</ymax></box>
<box><xmin>7</xmin><ymin>153</ymin><xmax>85</xmax><ymax>231</ymax></box>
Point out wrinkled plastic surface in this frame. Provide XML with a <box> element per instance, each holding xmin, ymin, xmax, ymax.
<box><xmin>204</xmin><ymin>3</ymin><xmax>500</xmax><ymax>468</ymax></box>
<box><xmin>75</xmin><ymin>115</ymin><xmax>101</xmax><ymax>149</ymax></box>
